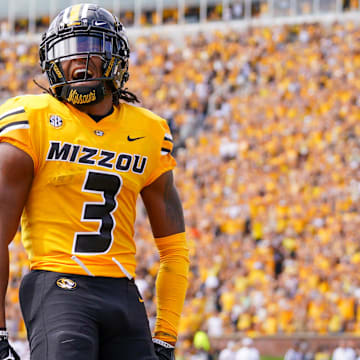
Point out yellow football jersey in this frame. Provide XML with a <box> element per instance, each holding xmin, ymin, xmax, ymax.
<box><xmin>0</xmin><ymin>94</ymin><xmax>176</xmax><ymax>278</ymax></box>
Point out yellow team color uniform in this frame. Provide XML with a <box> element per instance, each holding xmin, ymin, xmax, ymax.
<box><xmin>0</xmin><ymin>94</ymin><xmax>176</xmax><ymax>278</ymax></box>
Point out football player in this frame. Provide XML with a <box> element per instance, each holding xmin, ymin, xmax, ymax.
<box><xmin>0</xmin><ymin>3</ymin><xmax>189</xmax><ymax>360</ymax></box>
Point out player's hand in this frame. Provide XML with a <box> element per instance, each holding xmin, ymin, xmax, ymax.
<box><xmin>0</xmin><ymin>332</ymin><xmax>20</xmax><ymax>360</ymax></box>
<box><xmin>153</xmin><ymin>339</ymin><xmax>175</xmax><ymax>360</ymax></box>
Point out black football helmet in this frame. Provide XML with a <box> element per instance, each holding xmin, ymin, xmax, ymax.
<box><xmin>39</xmin><ymin>3</ymin><xmax>130</xmax><ymax>105</ymax></box>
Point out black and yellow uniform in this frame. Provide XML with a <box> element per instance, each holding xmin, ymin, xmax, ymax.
<box><xmin>0</xmin><ymin>93</ymin><xmax>175</xmax><ymax>277</ymax></box>
<box><xmin>0</xmin><ymin>94</ymin><xmax>176</xmax><ymax>360</ymax></box>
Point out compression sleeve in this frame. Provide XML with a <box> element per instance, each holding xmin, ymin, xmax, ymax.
<box><xmin>154</xmin><ymin>232</ymin><xmax>189</xmax><ymax>343</ymax></box>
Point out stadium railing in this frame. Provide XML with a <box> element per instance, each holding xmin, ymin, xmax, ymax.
<box><xmin>1</xmin><ymin>0</ymin><xmax>360</xmax><ymax>41</ymax></box>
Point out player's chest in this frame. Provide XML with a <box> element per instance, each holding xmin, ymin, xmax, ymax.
<box><xmin>39</xmin><ymin>118</ymin><xmax>155</xmax><ymax>189</ymax></box>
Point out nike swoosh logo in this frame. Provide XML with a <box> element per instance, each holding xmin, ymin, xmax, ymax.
<box><xmin>139</xmin><ymin>297</ymin><xmax>144</xmax><ymax>303</ymax></box>
<box><xmin>95</xmin><ymin>21</ymin><xmax>107</xmax><ymax>26</ymax></box>
<box><xmin>127</xmin><ymin>136</ymin><xmax>145</xmax><ymax>142</ymax></box>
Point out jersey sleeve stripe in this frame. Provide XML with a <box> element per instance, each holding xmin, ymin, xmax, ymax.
<box><xmin>161</xmin><ymin>147</ymin><xmax>171</xmax><ymax>156</ymax></box>
<box><xmin>0</xmin><ymin>107</ymin><xmax>25</xmax><ymax>121</ymax></box>
<box><xmin>164</xmin><ymin>133</ymin><xmax>173</xmax><ymax>143</ymax></box>
<box><xmin>0</xmin><ymin>121</ymin><xmax>29</xmax><ymax>135</ymax></box>
<box><xmin>163</xmin><ymin>140</ymin><xmax>173</xmax><ymax>149</ymax></box>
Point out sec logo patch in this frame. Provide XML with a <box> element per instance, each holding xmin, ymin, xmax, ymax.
<box><xmin>56</xmin><ymin>278</ymin><xmax>77</xmax><ymax>290</ymax></box>
<box><xmin>50</xmin><ymin>115</ymin><xmax>63</xmax><ymax>128</ymax></box>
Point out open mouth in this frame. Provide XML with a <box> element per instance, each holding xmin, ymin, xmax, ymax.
<box><xmin>71</xmin><ymin>68</ymin><xmax>94</xmax><ymax>81</ymax></box>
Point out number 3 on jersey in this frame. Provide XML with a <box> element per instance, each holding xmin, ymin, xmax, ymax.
<box><xmin>73</xmin><ymin>170</ymin><xmax>122</xmax><ymax>254</ymax></box>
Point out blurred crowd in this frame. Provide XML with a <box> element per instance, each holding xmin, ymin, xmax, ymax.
<box><xmin>4</xmin><ymin>18</ymin><xmax>360</xmax><ymax>359</ymax></box>
<box><xmin>217</xmin><ymin>338</ymin><xmax>360</xmax><ymax>360</ymax></box>
<box><xmin>1</xmin><ymin>0</ymin><xmax>360</xmax><ymax>35</ymax></box>
<box><xmin>0</xmin><ymin>1</ymin><xmax>247</xmax><ymax>35</ymax></box>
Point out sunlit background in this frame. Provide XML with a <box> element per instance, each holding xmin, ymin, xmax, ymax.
<box><xmin>3</xmin><ymin>1</ymin><xmax>360</xmax><ymax>359</ymax></box>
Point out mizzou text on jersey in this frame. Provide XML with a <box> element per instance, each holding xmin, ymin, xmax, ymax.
<box><xmin>0</xmin><ymin>93</ymin><xmax>176</xmax><ymax>278</ymax></box>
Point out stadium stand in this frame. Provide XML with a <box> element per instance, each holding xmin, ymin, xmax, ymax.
<box><xmin>3</xmin><ymin>0</ymin><xmax>360</xmax><ymax>359</ymax></box>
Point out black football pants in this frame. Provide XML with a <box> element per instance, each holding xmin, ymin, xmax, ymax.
<box><xmin>19</xmin><ymin>270</ymin><xmax>158</xmax><ymax>360</ymax></box>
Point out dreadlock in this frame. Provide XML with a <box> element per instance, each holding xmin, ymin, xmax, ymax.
<box><xmin>113</xmin><ymin>88</ymin><xmax>140</xmax><ymax>105</ymax></box>
<box><xmin>33</xmin><ymin>79</ymin><xmax>54</xmax><ymax>96</ymax></box>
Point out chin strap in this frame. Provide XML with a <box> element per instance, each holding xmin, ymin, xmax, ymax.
<box><xmin>60</xmin><ymin>82</ymin><xmax>106</xmax><ymax>105</ymax></box>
